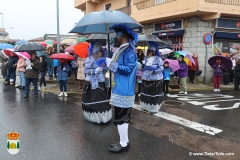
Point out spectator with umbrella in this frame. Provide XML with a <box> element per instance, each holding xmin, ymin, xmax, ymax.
<box><xmin>5</xmin><ymin>50</ymin><xmax>18</xmax><ymax>86</ymax></box>
<box><xmin>16</xmin><ymin>52</ymin><xmax>30</xmax><ymax>89</ymax></box>
<box><xmin>57</xmin><ymin>59</ymin><xmax>70</xmax><ymax>97</ymax></box>
<box><xmin>50</xmin><ymin>53</ymin><xmax>75</xmax><ymax>97</ymax></box>
<box><xmin>178</xmin><ymin>55</ymin><xmax>188</xmax><ymax>95</ymax></box>
<box><xmin>82</xmin><ymin>41</ymin><xmax>111</xmax><ymax>124</ymax></box>
<box><xmin>39</xmin><ymin>56</ymin><xmax>48</xmax><ymax>90</ymax></box>
<box><xmin>188</xmin><ymin>53</ymin><xmax>199</xmax><ymax>84</ymax></box>
<box><xmin>137</xmin><ymin>49</ymin><xmax>145</xmax><ymax>65</ymax></box>
<box><xmin>73</xmin><ymin>42</ymin><xmax>89</xmax><ymax>91</ymax></box>
<box><xmin>208</xmin><ymin>56</ymin><xmax>232</xmax><ymax>92</ymax></box>
<box><xmin>24</xmin><ymin>52</ymin><xmax>41</xmax><ymax>98</ymax></box>
<box><xmin>1</xmin><ymin>55</ymin><xmax>8</xmax><ymax>81</ymax></box>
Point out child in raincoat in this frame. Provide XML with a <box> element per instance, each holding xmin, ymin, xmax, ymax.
<box><xmin>163</xmin><ymin>61</ymin><xmax>173</xmax><ymax>96</ymax></box>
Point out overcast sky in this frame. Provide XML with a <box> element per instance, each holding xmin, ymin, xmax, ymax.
<box><xmin>0</xmin><ymin>0</ymin><xmax>84</xmax><ymax>40</ymax></box>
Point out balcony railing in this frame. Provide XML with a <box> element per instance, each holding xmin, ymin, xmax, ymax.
<box><xmin>135</xmin><ymin>0</ymin><xmax>176</xmax><ymax>10</ymax></box>
<box><xmin>116</xmin><ymin>6</ymin><xmax>131</xmax><ymax>15</ymax></box>
<box><xmin>205</xmin><ymin>0</ymin><xmax>240</xmax><ymax>5</ymax></box>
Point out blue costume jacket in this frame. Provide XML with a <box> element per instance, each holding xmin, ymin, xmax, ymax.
<box><xmin>84</xmin><ymin>56</ymin><xmax>107</xmax><ymax>89</ymax></box>
<box><xmin>142</xmin><ymin>56</ymin><xmax>163</xmax><ymax>81</ymax></box>
<box><xmin>109</xmin><ymin>43</ymin><xmax>137</xmax><ymax>108</ymax></box>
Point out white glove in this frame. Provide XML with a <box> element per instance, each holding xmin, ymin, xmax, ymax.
<box><xmin>106</xmin><ymin>58</ymin><xmax>112</xmax><ymax>68</ymax></box>
<box><xmin>142</xmin><ymin>60</ymin><xmax>146</xmax><ymax>64</ymax></box>
<box><xmin>95</xmin><ymin>67</ymin><xmax>103</xmax><ymax>74</ymax></box>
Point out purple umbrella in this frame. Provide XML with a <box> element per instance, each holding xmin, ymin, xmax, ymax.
<box><xmin>164</xmin><ymin>59</ymin><xmax>180</xmax><ymax>72</ymax></box>
<box><xmin>208</xmin><ymin>55</ymin><xmax>232</xmax><ymax>69</ymax></box>
<box><xmin>64</xmin><ymin>45</ymin><xmax>74</xmax><ymax>53</ymax></box>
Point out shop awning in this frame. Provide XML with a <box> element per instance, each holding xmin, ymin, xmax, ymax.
<box><xmin>152</xmin><ymin>29</ymin><xmax>185</xmax><ymax>38</ymax></box>
<box><xmin>214</xmin><ymin>31</ymin><xmax>240</xmax><ymax>40</ymax></box>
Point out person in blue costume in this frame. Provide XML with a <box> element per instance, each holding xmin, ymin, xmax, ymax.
<box><xmin>106</xmin><ymin>24</ymin><xmax>138</xmax><ymax>153</ymax></box>
<box><xmin>140</xmin><ymin>42</ymin><xmax>164</xmax><ymax>114</ymax></box>
<box><xmin>82</xmin><ymin>42</ymin><xmax>112</xmax><ymax>124</ymax></box>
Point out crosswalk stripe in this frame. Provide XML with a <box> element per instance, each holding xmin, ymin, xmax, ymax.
<box><xmin>133</xmin><ymin>104</ymin><xmax>223</xmax><ymax>135</ymax></box>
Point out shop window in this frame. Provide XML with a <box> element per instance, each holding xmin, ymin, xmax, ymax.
<box><xmin>105</xmin><ymin>4</ymin><xmax>111</xmax><ymax>11</ymax></box>
<box><xmin>160</xmin><ymin>36</ymin><xmax>183</xmax><ymax>51</ymax></box>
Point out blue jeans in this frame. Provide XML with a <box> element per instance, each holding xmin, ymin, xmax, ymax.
<box><xmin>47</xmin><ymin>66</ymin><xmax>53</xmax><ymax>77</ymax></box>
<box><xmin>25</xmin><ymin>78</ymin><xmax>38</xmax><ymax>95</ymax></box>
<box><xmin>40</xmin><ymin>72</ymin><xmax>46</xmax><ymax>87</ymax></box>
<box><xmin>59</xmin><ymin>80</ymin><xmax>67</xmax><ymax>92</ymax></box>
<box><xmin>18</xmin><ymin>71</ymin><xmax>25</xmax><ymax>86</ymax></box>
<box><xmin>6</xmin><ymin>68</ymin><xmax>16</xmax><ymax>84</ymax></box>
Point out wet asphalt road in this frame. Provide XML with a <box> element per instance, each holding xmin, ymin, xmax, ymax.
<box><xmin>164</xmin><ymin>90</ymin><xmax>240</xmax><ymax>143</ymax></box>
<box><xmin>0</xmin><ymin>82</ymin><xmax>212</xmax><ymax>160</ymax></box>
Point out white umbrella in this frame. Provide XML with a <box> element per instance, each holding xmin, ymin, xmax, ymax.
<box><xmin>159</xmin><ymin>48</ymin><xmax>172</xmax><ymax>55</ymax></box>
<box><xmin>60</xmin><ymin>39</ymin><xmax>77</xmax><ymax>44</ymax></box>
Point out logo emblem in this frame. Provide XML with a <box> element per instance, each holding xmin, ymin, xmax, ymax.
<box><xmin>161</xmin><ymin>23</ymin><xmax>165</xmax><ymax>29</ymax></box>
<box><xmin>236</xmin><ymin>21</ymin><xmax>240</xmax><ymax>28</ymax></box>
<box><xmin>7</xmin><ymin>131</ymin><xmax>20</xmax><ymax>155</ymax></box>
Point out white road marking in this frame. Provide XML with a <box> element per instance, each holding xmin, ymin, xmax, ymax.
<box><xmin>188</xmin><ymin>99</ymin><xmax>240</xmax><ymax>105</ymax></box>
<box><xmin>177</xmin><ymin>95</ymin><xmax>233</xmax><ymax>101</ymax></box>
<box><xmin>203</xmin><ymin>103</ymin><xmax>240</xmax><ymax>110</ymax></box>
<box><xmin>133</xmin><ymin>104</ymin><xmax>223</xmax><ymax>135</ymax></box>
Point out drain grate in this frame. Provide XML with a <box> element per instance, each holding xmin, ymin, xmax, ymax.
<box><xmin>169</xmin><ymin>85</ymin><xmax>180</xmax><ymax>89</ymax></box>
<box><xmin>162</xmin><ymin>100</ymin><xmax>185</xmax><ymax>106</ymax></box>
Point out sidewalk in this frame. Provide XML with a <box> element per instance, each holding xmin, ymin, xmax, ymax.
<box><xmin>44</xmin><ymin>78</ymin><xmax>235</xmax><ymax>94</ymax></box>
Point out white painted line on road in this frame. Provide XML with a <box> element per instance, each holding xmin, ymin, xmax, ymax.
<box><xmin>133</xmin><ymin>104</ymin><xmax>223</xmax><ymax>135</ymax></box>
<box><xmin>203</xmin><ymin>103</ymin><xmax>240</xmax><ymax>110</ymax></box>
<box><xmin>188</xmin><ymin>99</ymin><xmax>240</xmax><ymax>105</ymax></box>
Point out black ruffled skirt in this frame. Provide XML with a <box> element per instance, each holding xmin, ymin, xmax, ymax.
<box><xmin>82</xmin><ymin>81</ymin><xmax>112</xmax><ymax>123</ymax></box>
<box><xmin>140</xmin><ymin>80</ymin><xmax>163</xmax><ymax>113</ymax></box>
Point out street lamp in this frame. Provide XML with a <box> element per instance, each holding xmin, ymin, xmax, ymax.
<box><xmin>0</xmin><ymin>13</ymin><xmax>4</xmax><ymax>43</ymax></box>
<box><xmin>56</xmin><ymin>0</ymin><xmax>60</xmax><ymax>53</ymax></box>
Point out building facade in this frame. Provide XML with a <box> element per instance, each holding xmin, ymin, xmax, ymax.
<box><xmin>74</xmin><ymin>0</ymin><xmax>240</xmax><ymax>82</ymax></box>
<box><xmin>0</xmin><ymin>28</ymin><xmax>10</xmax><ymax>42</ymax></box>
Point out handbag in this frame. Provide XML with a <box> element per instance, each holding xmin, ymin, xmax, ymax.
<box><xmin>196</xmin><ymin>70</ymin><xmax>202</xmax><ymax>76</ymax></box>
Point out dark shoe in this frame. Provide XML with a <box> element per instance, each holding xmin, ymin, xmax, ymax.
<box><xmin>23</xmin><ymin>95</ymin><xmax>29</xmax><ymax>98</ymax></box>
<box><xmin>19</xmin><ymin>86</ymin><xmax>25</xmax><ymax>89</ymax></box>
<box><xmin>108</xmin><ymin>143</ymin><xmax>129</xmax><ymax>153</ymax></box>
<box><xmin>5</xmin><ymin>83</ymin><xmax>10</xmax><ymax>85</ymax></box>
<box><xmin>150</xmin><ymin>112</ymin><xmax>157</xmax><ymax>115</ymax></box>
<box><xmin>34</xmin><ymin>94</ymin><xmax>38</xmax><ymax>97</ymax></box>
<box><xmin>111</xmin><ymin>142</ymin><xmax>130</xmax><ymax>147</ymax></box>
<box><xmin>16</xmin><ymin>85</ymin><xmax>21</xmax><ymax>88</ymax></box>
<box><xmin>11</xmin><ymin>83</ymin><xmax>15</xmax><ymax>86</ymax></box>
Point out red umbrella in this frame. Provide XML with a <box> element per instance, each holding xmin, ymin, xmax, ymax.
<box><xmin>50</xmin><ymin>53</ymin><xmax>75</xmax><ymax>60</ymax></box>
<box><xmin>2</xmin><ymin>49</ymin><xmax>19</xmax><ymax>58</ymax></box>
<box><xmin>39</xmin><ymin>42</ymin><xmax>47</xmax><ymax>47</ymax></box>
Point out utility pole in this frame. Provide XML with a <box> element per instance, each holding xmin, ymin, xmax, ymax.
<box><xmin>0</xmin><ymin>13</ymin><xmax>4</xmax><ymax>43</ymax></box>
<box><xmin>56</xmin><ymin>0</ymin><xmax>60</xmax><ymax>53</ymax></box>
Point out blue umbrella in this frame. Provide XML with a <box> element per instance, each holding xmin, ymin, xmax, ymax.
<box><xmin>70</xmin><ymin>10</ymin><xmax>142</xmax><ymax>98</ymax></box>
<box><xmin>16</xmin><ymin>40</ymin><xmax>28</xmax><ymax>45</ymax></box>
<box><xmin>0</xmin><ymin>43</ymin><xmax>14</xmax><ymax>50</ymax></box>
<box><xmin>69</xmin><ymin>10</ymin><xmax>142</xmax><ymax>34</ymax></box>
<box><xmin>36</xmin><ymin>51</ymin><xmax>52</xmax><ymax>67</ymax></box>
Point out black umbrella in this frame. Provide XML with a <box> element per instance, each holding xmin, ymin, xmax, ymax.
<box><xmin>86</xmin><ymin>33</ymin><xmax>116</xmax><ymax>46</ymax></box>
<box><xmin>16</xmin><ymin>42</ymin><xmax>45</xmax><ymax>52</ymax></box>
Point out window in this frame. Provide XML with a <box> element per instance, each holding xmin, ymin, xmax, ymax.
<box><xmin>105</xmin><ymin>4</ymin><xmax>111</xmax><ymax>10</ymax></box>
<box><xmin>127</xmin><ymin>0</ymin><xmax>131</xmax><ymax>6</ymax></box>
